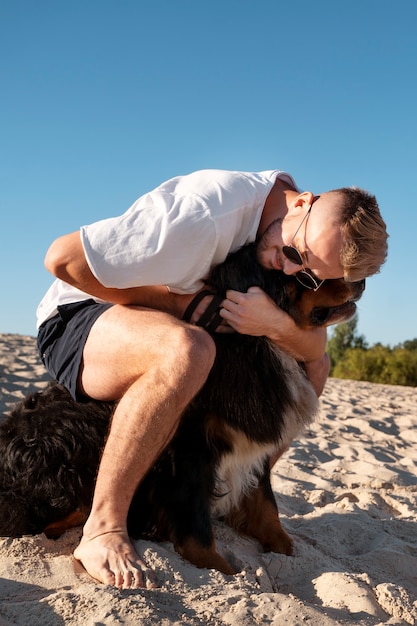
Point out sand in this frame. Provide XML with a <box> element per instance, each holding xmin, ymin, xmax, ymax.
<box><xmin>0</xmin><ymin>333</ymin><xmax>416</xmax><ymax>625</ymax></box>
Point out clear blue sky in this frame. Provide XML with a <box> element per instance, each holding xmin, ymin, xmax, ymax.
<box><xmin>1</xmin><ymin>0</ymin><xmax>415</xmax><ymax>346</ymax></box>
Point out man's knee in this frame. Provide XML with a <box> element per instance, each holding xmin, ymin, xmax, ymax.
<box><xmin>166</xmin><ymin>324</ymin><xmax>216</xmax><ymax>385</ymax></box>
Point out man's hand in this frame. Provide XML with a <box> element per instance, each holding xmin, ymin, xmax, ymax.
<box><xmin>219</xmin><ymin>286</ymin><xmax>288</xmax><ymax>336</ymax></box>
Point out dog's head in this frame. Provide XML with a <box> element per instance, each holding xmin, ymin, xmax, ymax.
<box><xmin>207</xmin><ymin>243</ymin><xmax>365</xmax><ymax>330</ymax></box>
<box><xmin>287</xmin><ymin>277</ymin><xmax>365</xmax><ymax>329</ymax></box>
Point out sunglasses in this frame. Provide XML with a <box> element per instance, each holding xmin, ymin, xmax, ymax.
<box><xmin>282</xmin><ymin>197</ymin><xmax>324</xmax><ymax>291</ymax></box>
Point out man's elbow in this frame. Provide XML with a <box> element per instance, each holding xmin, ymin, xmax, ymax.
<box><xmin>44</xmin><ymin>237</ymin><xmax>72</xmax><ymax>279</ymax></box>
<box><xmin>44</xmin><ymin>232</ymin><xmax>83</xmax><ymax>281</ymax></box>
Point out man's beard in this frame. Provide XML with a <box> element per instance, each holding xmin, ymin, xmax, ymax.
<box><xmin>256</xmin><ymin>217</ymin><xmax>283</xmax><ymax>266</ymax></box>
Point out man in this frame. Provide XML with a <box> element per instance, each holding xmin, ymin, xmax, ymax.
<box><xmin>36</xmin><ymin>169</ymin><xmax>388</xmax><ymax>589</ymax></box>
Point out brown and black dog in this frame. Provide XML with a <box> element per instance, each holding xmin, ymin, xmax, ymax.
<box><xmin>0</xmin><ymin>243</ymin><xmax>364</xmax><ymax>574</ymax></box>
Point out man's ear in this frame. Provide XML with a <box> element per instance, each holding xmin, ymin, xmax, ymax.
<box><xmin>293</xmin><ymin>191</ymin><xmax>315</xmax><ymax>209</ymax></box>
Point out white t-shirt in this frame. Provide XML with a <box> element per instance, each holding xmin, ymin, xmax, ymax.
<box><xmin>36</xmin><ymin>169</ymin><xmax>299</xmax><ymax>327</ymax></box>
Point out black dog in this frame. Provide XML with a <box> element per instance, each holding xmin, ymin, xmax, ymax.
<box><xmin>0</xmin><ymin>243</ymin><xmax>364</xmax><ymax>574</ymax></box>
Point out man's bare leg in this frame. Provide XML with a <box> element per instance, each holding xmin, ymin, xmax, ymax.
<box><xmin>73</xmin><ymin>305</ymin><xmax>216</xmax><ymax>589</ymax></box>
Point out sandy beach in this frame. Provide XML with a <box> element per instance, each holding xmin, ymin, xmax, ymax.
<box><xmin>0</xmin><ymin>332</ymin><xmax>416</xmax><ymax>625</ymax></box>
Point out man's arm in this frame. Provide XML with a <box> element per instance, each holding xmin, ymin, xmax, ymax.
<box><xmin>44</xmin><ymin>231</ymin><xmax>197</xmax><ymax>318</ymax></box>
<box><xmin>45</xmin><ymin>231</ymin><xmax>326</xmax><ymax>364</ymax></box>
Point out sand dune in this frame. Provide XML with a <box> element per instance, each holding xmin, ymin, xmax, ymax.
<box><xmin>0</xmin><ymin>333</ymin><xmax>416</xmax><ymax>625</ymax></box>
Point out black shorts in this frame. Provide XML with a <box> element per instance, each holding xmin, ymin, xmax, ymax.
<box><xmin>37</xmin><ymin>299</ymin><xmax>113</xmax><ymax>401</ymax></box>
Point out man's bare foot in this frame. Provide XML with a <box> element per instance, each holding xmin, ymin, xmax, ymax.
<box><xmin>73</xmin><ymin>530</ymin><xmax>158</xmax><ymax>590</ymax></box>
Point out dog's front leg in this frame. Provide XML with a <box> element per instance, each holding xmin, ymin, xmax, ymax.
<box><xmin>226</xmin><ymin>462</ymin><xmax>293</xmax><ymax>556</ymax></box>
<box><xmin>176</xmin><ymin>536</ymin><xmax>237</xmax><ymax>575</ymax></box>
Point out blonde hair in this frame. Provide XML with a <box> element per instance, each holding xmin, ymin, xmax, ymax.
<box><xmin>327</xmin><ymin>187</ymin><xmax>388</xmax><ymax>281</ymax></box>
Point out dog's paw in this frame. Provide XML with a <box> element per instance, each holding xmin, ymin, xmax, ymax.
<box><xmin>262</xmin><ymin>530</ymin><xmax>294</xmax><ymax>557</ymax></box>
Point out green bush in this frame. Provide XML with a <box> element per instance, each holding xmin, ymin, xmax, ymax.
<box><xmin>327</xmin><ymin>317</ymin><xmax>417</xmax><ymax>386</ymax></box>
<box><xmin>332</xmin><ymin>346</ymin><xmax>417</xmax><ymax>386</ymax></box>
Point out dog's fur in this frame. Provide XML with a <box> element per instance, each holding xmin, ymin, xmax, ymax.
<box><xmin>0</xmin><ymin>243</ymin><xmax>364</xmax><ymax>574</ymax></box>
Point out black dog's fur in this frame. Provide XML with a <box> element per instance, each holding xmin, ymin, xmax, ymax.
<box><xmin>0</xmin><ymin>243</ymin><xmax>364</xmax><ymax>573</ymax></box>
<box><xmin>0</xmin><ymin>384</ymin><xmax>111</xmax><ymax>537</ymax></box>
